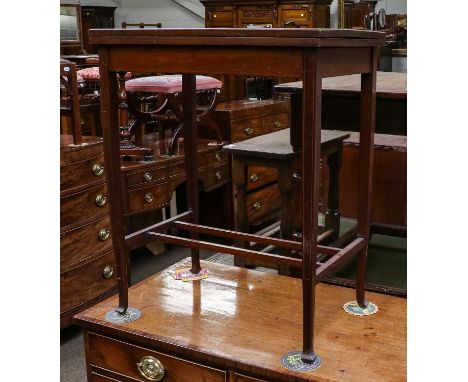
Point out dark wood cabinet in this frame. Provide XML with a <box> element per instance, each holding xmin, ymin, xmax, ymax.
<box><xmin>81</xmin><ymin>6</ymin><xmax>116</xmax><ymax>54</ymax></box>
<box><xmin>201</xmin><ymin>0</ymin><xmax>332</xmax><ymax>28</ymax></box>
<box><xmin>201</xmin><ymin>0</ymin><xmax>332</xmax><ymax>101</ymax></box>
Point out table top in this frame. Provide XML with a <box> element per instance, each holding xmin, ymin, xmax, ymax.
<box><xmin>223</xmin><ymin>128</ymin><xmax>350</xmax><ymax>159</ymax></box>
<box><xmin>75</xmin><ymin>258</ymin><xmax>406</xmax><ymax>382</ymax></box>
<box><xmin>89</xmin><ymin>28</ymin><xmax>385</xmax><ymax>48</ymax></box>
<box><xmin>275</xmin><ymin>71</ymin><xmax>406</xmax><ymax>99</ymax></box>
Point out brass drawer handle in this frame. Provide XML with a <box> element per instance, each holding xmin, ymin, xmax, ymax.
<box><xmin>137</xmin><ymin>356</ymin><xmax>165</xmax><ymax>381</ymax></box>
<box><xmin>98</xmin><ymin>228</ymin><xmax>110</xmax><ymax>241</ymax></box>
<box><xmin>145</xmin><ymin>193</ymin><xmax>154</xmax><ymax>203</ymax></box>
<box><xmin>249</xmin><ymin>173</ymin><xmax>259</xmax><ymax>183</ymax></box>
<box><xmin>92</xmin><ymin>163</ymin><xmax>104</xmax><ymax>176</ymax></box>
<box><xmin>95</xmin><ymin>194</ymin><xmax>107</xmax><ymax>207</ymax></box>
<box><xmin>253</xmin><ymin>201</ymin><xmax>262</xmax><ymax>211</ymax></box>
<box><xmin>144</xmin><ymin>172</ymin><xmax>153</xmax><ymax>182</ymax></box>
<box><xmin>244</xmin><ymin>127</ymin><xmax>254</xmax><ymax>136</ymax></box>
<box><xmin>102</xmin><ymin>265</ymin><xmax>114</xmax><ymax>279</ymax></box>
<box><xmin>215</xmin><ymin>153</ymin><xmax>221</xmax><ymax>161</ymax></box>
<box><xmin>215</xmin><ymin>171</ymin><xmax>222</xmax><ymax>180</ymax></box>
<box><xmin>273</xmin><ymin>120</ymin><xmax>282</xmax><ymax>128</ymax></box>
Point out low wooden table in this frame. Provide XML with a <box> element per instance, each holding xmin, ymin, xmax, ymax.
<box><xmin>75</xmin><ymin>259</ymin><xmax>407</xmax><ymax>382</ymax></box>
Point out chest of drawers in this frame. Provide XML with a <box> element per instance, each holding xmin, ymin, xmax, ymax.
<box><xmin>60</xmin><ymin>135</ymin><xmax>118</xmax><ymax>328</ymax></box>
<box><xmin>209</xmin><ymin>100</ymin><xmax>289</xmax><ymax>227</ymax></box>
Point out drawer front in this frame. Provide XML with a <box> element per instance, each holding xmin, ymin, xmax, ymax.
<box><xmin>232</xmin><ymin>117</ymin><xmax>264</xmax><ymax>142</ymax></box>
<box><xmin>61</xmin><ymin>154</ymin><xmax>105</xmax><ymax>192</ymax></box>
<box><xmin>87</xmin><ymin>333</ymin><xmax>227</xmax><ymax>382</ymax></box>
<box><xmin>60</xmin><ymin>251</ymin><xmax>116</xmax><ymax>313</ymax></box>
<box><xmin>90</xmin><ymin>373</ymin><xmax>121</xmax><ymax>382</ymax></box>
<box><xmin>126</xmin><ymin>166</ymin><xmax>166</xmax><ymax>188</ymax></box>
<box><xmin>127</xmin><ymin>183</ymin><xmax>172</xmax><ymax>214</ymax></box>
<box><xmin>246</xmin><ymin>166</ymin><xmax>277</xmax><ymax>192</ymax></box>
<box><xmin>246</xmin><ymin>183</ymin><xmax>281</xmax><ymax>224</ymax></box>
<box><xmin>199</xmin><ymin>163</ymin><xmax>229</xmax><ymax>191</ymax></box>
<box><xmin>235</xmin><ymin>374</ymin><xmax>268</xmax><ymax>382</ymax></box>
<box><xmin>280</xmin><ymin>8</ymin><xmax>311</xmax><ymax>22</ymax></box>
<box><xmin>207</xmin><ymin>7</ymin><xmax>235</xmax><ymax>27</ymax></box>
<box><xmin>199</xmin><ymin>150</ymin><xmax>227</xmax><ymax>168</ymax></box>
<box><xmin>60</xmin><ymin>215</ymin><xmax>112</xmax><ymax>271</ymax></box>
<box><xmin>263</xmin><ymin>112</ymin><xmax>290</xmax><ymax>133</ymax></box>
<box><xmin>61</xmin><ymin>183</ymin><xmax>108</xmax><ymax>228</ymax></box>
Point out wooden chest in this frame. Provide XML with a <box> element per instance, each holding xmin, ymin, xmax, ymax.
<box><xmin>75</xmin><ymin>259</ymin><xmax>407</xmax><ymax>382</ymax></box>
<box><xmin>326</xmin><ymin>133</ymin><xmax>407</xmax><ymax>233</ymax></box>
<box><xmin>60</xmin><ymin>135</ymin><xmax>118</xmax><ymax>328</ymax></box>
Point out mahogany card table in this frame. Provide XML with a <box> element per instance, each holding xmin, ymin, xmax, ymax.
<box><xmin>76</xmin><ymin>28</ymin><xmax>385</xmax><ymax>380</ymax></box>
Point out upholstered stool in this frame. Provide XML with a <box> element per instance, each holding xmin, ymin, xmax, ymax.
<box><xmin>123</xmin><ymin>74</ymin><xmax>223</xmax><ymax>157</ymax></box>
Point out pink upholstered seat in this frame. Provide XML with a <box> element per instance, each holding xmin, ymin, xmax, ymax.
<box><xmin>77</xmin><ymin>67</ymin><xmax>131</xmax><ymax>81</ymax></box>
<box><xmin>125</xmin><ymin>74</ymin><xmax>222</xmax><ymax>93</ymax></box>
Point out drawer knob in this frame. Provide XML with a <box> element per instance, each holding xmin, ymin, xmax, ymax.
<box><xmin>249</xmin><ymin>173</ymin><xmax>259</xmax><ymax>183</ymax></box>
<box><xmin>92</xmin><ymin>163</ymin><xmax>104</xmax><ymax>176</ymax></box>
<box><xmin>253</xmin><ymin>201</ymin><xmax>262</xmax><ymax>211</ymax></box>
<box><xmin>215</xmin><ymin>171</ymin><xmax>222</xmax><ymax>180</ymax></box>
<box><xmin>273</xmin><ymin>120</ymin><xmax>282</xmax><ymax>128</ymax></box>
<box><xmin>95</xmin><ymin>194</ymin><xmax>107</xmax><ymax>207</ymax></box>
<box><xmin>137</xmin><ymin>356</ymin><xmax>165</xmax><ymax>381</ymax></box>
<box><xmin>244</xmin><ymin>127</ymin><xmax>254</xmax><ymax>136</ymax></box>
<box><xmin>215</xmin><ymin>153</ymin><xmax>221</xmax><ymax>161</ymax></box>
<box><xmin>98</xmin><ymin>228</ymin><xmax>110</xmax><ymax>241</ymax></box>
<box><xmin>144</xmin><ymin>172</ymin><xmax>153</xmax><ymax>182</ymax></box>
<box><xmin>145</xmin><ymin>193</ymin><xmax>154</xmax><ymax>203</ymax></box>
<box><xmin>102</xmin><ymin>265</ymin><xmax>114</xmax><ymax>279</ymax></box>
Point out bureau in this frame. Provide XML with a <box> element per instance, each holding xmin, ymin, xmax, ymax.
<box><xmin>60</xmin><ymin>135</ymin><xmax>118</xmax><ymax>328</ymax></box>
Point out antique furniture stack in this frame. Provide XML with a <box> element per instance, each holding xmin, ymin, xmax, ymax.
<box><xmin>60</xmin><ymin>60</ymin><xmax>117</xmax><ymax>328</ymax></box>
<box><xmin>70</xmin><ymin>28</ymin><xmax>404</xmax><ymax>382</ymax></box>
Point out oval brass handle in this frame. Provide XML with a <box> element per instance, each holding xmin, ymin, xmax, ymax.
<box><xmin>249</xmin><ymin>173</ymin><xmax>259</xmax><ymax>183</ymax></box>
<box><xmin>145</xmin><ymin>193</ymin><xmax>154</xmax><ymax>203</ymax></box>
<box><xmin>215</xmin><ymin>171</ymin><xmax>222</xmax><ymax>180</ymax></box>
<box><xmin>98</xmin><ymin>228</ymin><xmax>110</xmax><ymax>241</ymax></box>
<box><xmin>244</xmin><ymin>127</ymin><xmax>254</xmax><ymax>136</ymax></box>
<box><xmin>215</xmin><ymin>153</ymin><xmax>221</xmax><ymax>161</ymax></box>
<box><xmin>253</xmin><ymin>201</ymin><xmax>262</xmax><ymax>211</ymax></box>
<box><xmin>92</xmin><ymin>163</ymin><xmax>104</xmax><ymax>176</ymax></box>
<box><xmin>144</xmin><ymin>172</ymin><xmax>153</xmax><ymax>182</ymax></box>
<box><xmin>137</xmin><ymin>356</ymin><xmax>165</xmax><ymax>381</ymax></box>
<box><xmin>102</xmin><ymin>265</ymin><xmax>114</xmax><ymax>279</ymax></box>
<box><xmin>95</xmin><ymin>194</ymin><xmax>107</xmax><ymax>207</ymax></box>
<box><xmin>273</xmin><ymin>120</ymin><xmax>282</xmax><ymax>128</ymax></box>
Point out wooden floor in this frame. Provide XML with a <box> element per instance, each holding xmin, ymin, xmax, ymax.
<box><xmin>76</xmin><ymin>258</ymin><xmax>406</xmax><ymax>381</ymax></box>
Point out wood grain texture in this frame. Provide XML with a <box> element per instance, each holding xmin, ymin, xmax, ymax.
<box><xmin>76</xmin><ymin>259</ymin><xmax>406</xmax><ymax>382</ymax></box>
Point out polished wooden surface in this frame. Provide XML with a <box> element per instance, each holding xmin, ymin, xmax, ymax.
<box><xmin>76</xmin><ymin>259</ymin><xmax>406</xmax><ymax>382</ymax></box>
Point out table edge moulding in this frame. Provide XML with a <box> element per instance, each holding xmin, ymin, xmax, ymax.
<box><xmin>77</xmin><ymin>27</ymin><xmax>385</xmax><ymax>380</ymax></box>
